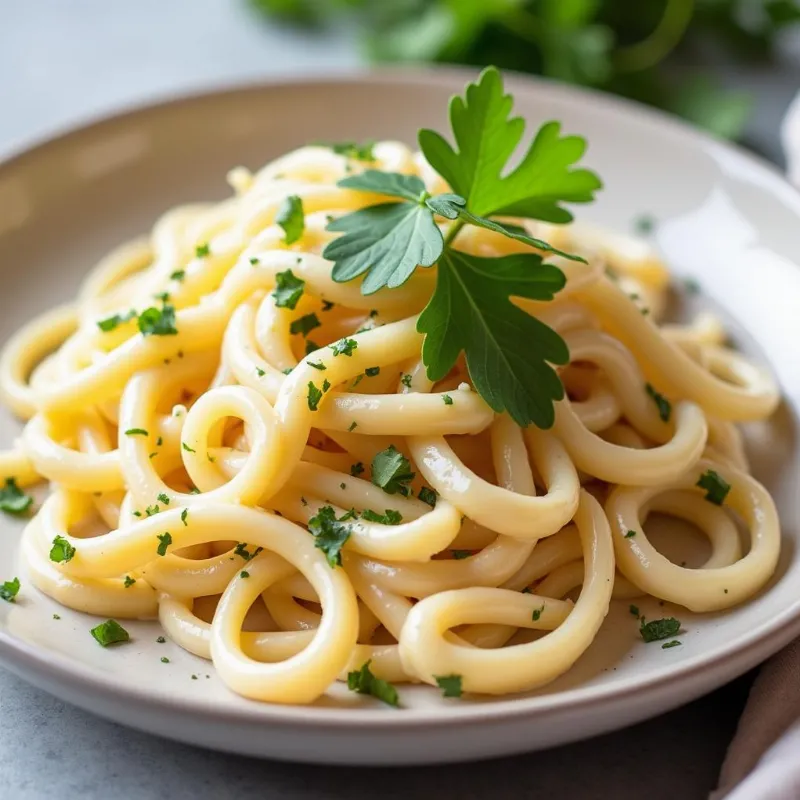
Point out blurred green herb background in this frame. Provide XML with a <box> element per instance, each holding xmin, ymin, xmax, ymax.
<box><xmin>251</xmin><ymin>0</ymin><xmax>800</xmax><ymax>141</ymax></box>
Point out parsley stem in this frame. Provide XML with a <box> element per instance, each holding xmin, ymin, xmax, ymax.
<box><xmin>443</xmin><ymin>218</ymin><xmax>466</xmax><ymax>248</ymax></box>
<box><xmin>614</xmin><ymin>0</ymin><xmax>694</xmax><ymax>74</ymax></box>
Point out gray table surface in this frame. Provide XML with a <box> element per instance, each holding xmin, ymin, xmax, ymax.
<box><xmin>1</xmin><ymin>2</ymin><xmax>793</xmax><ymax>797</ymax></box>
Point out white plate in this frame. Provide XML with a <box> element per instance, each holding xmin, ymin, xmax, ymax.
<box><xmin>1</xmin><ymin>68</ymin><xmax>799</xmax><ymax>766</ymax></box>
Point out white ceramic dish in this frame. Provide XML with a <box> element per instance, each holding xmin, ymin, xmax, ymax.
<box><xmin>1</xmin><ymin>68</ymin><xmax>800</xmax><ymax>766</ymax></box>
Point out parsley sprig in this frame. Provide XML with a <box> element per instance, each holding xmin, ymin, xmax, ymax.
<box><xmin>322</xmin><ymin>67</ymin><xmax>602</xmax><ymax>428</ymax></box>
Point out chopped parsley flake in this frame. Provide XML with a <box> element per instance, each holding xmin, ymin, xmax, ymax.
<box><xmin>195</xmin><ymin>242</ymin><xmax>210</xmax><ymax>258</ymax></box>
<box><xmin>645</xmin><ymin>383</ymin><xmax>671</xmax><ymax>423</ymax></box>
<box><xmin>308</xmin><ymin>361</ymin><xmax>326</xmax><ymax>371</ymax></box>
<box><xmin>418</xmin><ymin>487</ymin><xmax>437</xmax><ymax>507</ymax></box>
<box><xmin>451</xmin><ymin>550</ymin><xmax>471</xmax><ymax>560</ymax></box>
<box><xmin>532</xmin><ymin>604</ymin><xmax>545</xmax><ymax>622</ymax></box>
<box><xmin>240</xmin><ymin>570</ymin><xmax>250</xmax><ymax>579</ymax></box>
<box><xmin>49</xmin><ymin>535</ymin><xmax>76</xmax><ymax>563</ymax></box>
<box><xmin>290</xmin><ymin>313</ymin><xmax>321</xmax><ymax>337</ymax></box>
<box><xmin>322</xmin><ymin>141</ymin><xmax>376</xmax><ymax>162</ymax></box>
<box><xmin>182</xmin><ymin>442</ymin><xmax>196</xmax><ymax>453</ymax></box>
<box><xmin>0</xmin><ymin>577</ymin><xmax>20</xmax><ymax>603</ymax></box>
<box><xmin>138</xmin><ymin>303</ymin><xmax>178</xmax><ymax>336</ymax></box>
<box><xmin>434</xmin><ymin>674</ymin><xmax>463</xmax><ymax>698</ymax></box>
<box><xmin>271</xmin><ymin>269</ymin><xmax>305</xmax><ymax>310</ymax></box>
<box><xmin>346</xmin><ymin>660</ymin><xmax>399</xmax><ymax>707</ymax></box>
<box><xmin>0</xmin><ymin>478</ymin><xmax>33</xmax><ymax>515</ymax></box>
<box><xmin>697</xmin><ymin>469</ymin><xmax>731</xmax><ymax>505</ymax></box>
<box><xmin>91</xmin><ymin>619</ymin><xmax>130</xmax><ymax>647</ymax></box>
<box><xmin>97</xmin><ymin>309</ymin><xmax>137</xmax><ymax>332</ymax></box>
<box><xmin>156</xmin><ymin>636</ymin><xmax>166</xmax><ymax>644</ymax></box>
<box><xmin>371</xmin><ymin>445</ymin><xmax>415</xmax><ymax>495</ymax></box>
<box><xmin>181</xmin><ymin>509</ymin><xmax>188</xmax><ymax>526</ymax></box>
<box><xmin>256</xmin><ymin>367</ymin><xmax>266</xmax><ymax>377</ymax></box>
<box><xmin>365</xmin><ymin>366</ymin><xmax>380</xmax><ymax>377</ymax></box>
<box><xmin>361</xmin><ymin>509</ymin><xmax>402</xmax><ymax>525</ymax></box>
<box><xmin>275</xmin><ymin>195</ymin><xmax>305</xmax><ymax>245</ymax></box>
<box><xmin>308</xmin><ymin>505</ymin><xmax>352</xmax><ymax>567</ymax></box>
<box><xmin>322</xmin><ymin>299</ymin><xmax>335</xmax><ymax>311</ymax></box>
<box><xmin>170</xmin><ymin>270</ymin><xmax>185</xmax><ymax>281</ymax></box>
<box><xmin>161</xmin><ymin>656</ymin><xmax>170</xmax><ymax>664</ymax></box>
<box><xmin>625</xmin><ymin>530</ymin><xmax>636</xmax><ymax>538</ymax></box>
<box><xmin>629</xmin><ymin>604</ymin><xmax>640</xmax><ymax>617</ymax></box>
<box><xmin>157</xmin><ymin>493</ymin><xmax>170</xmax><ymax>505</ymax></box>
<box><xmin>662</xmin><ymin>640</ymin><xmax>682</xmax><ymax>649</ymax></box>
<box><xmin>348</xmin><ymin>421</ymin><xmax>358</xmax><ymax>432</ymax></box>
<box><xmin>442</xmin><ymin>394</ymin><xmax>453</xmax><ymax>405</ymax></box>
<box><xmin>400</xmin><ymin>373</ymin><xmax>412</xmax><ymax>388</ymax></box>
<box><xmin>234</xmin><ymin>543</ymin><xmax>263</xmax><ymax>561</ymax></box>
<box><xmin>330</xmin><ymin>338</ymin><xmax>358</xmax><ymax>357</ymax></box>
<box><xmin>640</xmin><ymin>617</ymin><xmax>681</xmax><ymax>643</ymax></box>
<box><xmin>123</xmin><ymin>575</ymin><xmax>136</xmax><ymax>588</ymax></box>
<box><xmin>156</xmin><ymin>532</ymin><xmax>172</xmax><ymax>556</ymax></box>
<box><xmin>350</xmin><ymin>462</ymin><xmax>365</xmax><ymax>477</ymax></box>
<box><xmin>307</xmin><ymin>381</ymin><xmax>323</xmax><ymax>411</ymax></box>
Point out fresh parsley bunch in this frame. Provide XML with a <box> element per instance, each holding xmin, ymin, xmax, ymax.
<box><xmin>252</xmin><ymin>0</ymin><xmax>800</xmax><ymax>141</ymax></box>
<box><xmin>323</xmin><ymin>66</ymin><xmax>602</xmax><ymax>428</ymax></box>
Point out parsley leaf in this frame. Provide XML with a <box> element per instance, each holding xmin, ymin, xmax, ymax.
<box><xmin>645</xmin><ymin>383</ymin><xmax>671</xmax><ymax>423</ymax></box>
<box><xmin>418</xmin><ymin>67</ymin><xmax>601</xmax><ymax>222</ymax></box>
<box><xmin>350</xmin><ymin>462</ymin><xmax>365</xmax><ymax>477</ymax></box>
<box><xmin>434</xmin><ymin>674</ymin><xmax>463</xmax><ymax>698</ymax></box>
<box><xmin>276</xmin><ymin>195</ymin><xmax>305</xmax><ymax>244</ymax></box>
<box><xmin>123</xmin><ymin>575</ymin><xmax>136</xmax><ymax>588</ymax></box>
<box><xmin>347</xmin><ymin>660</ymin><xmax>399</xmax><ymax>707</ymax></box>
<box><xmin>290</xmin><ymin>313</ymin><xmax>321</xmax><ymax>337</ymax></box>
<box><xmin>371</xmin><ymin>445</ymin><xmax>415</xmax><ymax>495</ymax></box>
<box><xmin>360</xmin><ymin>508</ymin><xmax>403</xmax><ymax>525</ymax></box>
<box><xmin>0</xmin><ymin>577</ymin><xmax>20</xmax><ymax>602</ymax></box>
<box><xmin>365</xmin><ymin>366</ymin><xmax>380</xmax><ymax>377</ymax></box>
<box><xmin>307</xmin><ymin>381</ymin><xmax>323</xmax><ymax>411</ymax></box>
<box><xmin>324</xmin><ymin>176</ymin><xmax>443</xmax><ymax>294</ymax></box>
<box><xmin>124</xmin><ymin>428</ymin><xmax>148</xmax><ymax>437</ymax></box>
<box><xmin>697</xmin><ymin>469</ymin><xmax>731</xmax><ymax>505</ymax></box>
<box><xmin>0</xmin><ymin>478</ymin><xmax>33</xmax><ymax>515</ymax></box>
<box><xmin>308</xmin><ymin>505</ymin><xmax>352</xmax><ymax>567</ymax></box>
<box><xmin>425</xmin><ymin>193</ymin><xmax>584</xmax><ymax>262</ymax></box>
<box><xmin>97</xmin><ymin>309</ymin><xmax>136</xmax><ymax>332</ymax></box>
<box><xmin>138</xmin><ymin>304</ymin><xmax>178</xmax><ymax>336</ymax></box>
<box><xmin>418</xmin><ymin>250</ymin><xmax>568</xmax><ymax>428</ymax></box>
<box><xmin>640</xmin><ymin>617</ymin><xmax>681</xmax><ymax>643</ymax></box>
<box><xmin>91</xmin><ymin>619</ymin><xmax>130</xmax><ymax>647</ymax></box>
<box><xmin>272</xmin><ymin>269</ymin><xmax>305</xmax><ymax>309</ymax></box>
<box><xmin>49</xmin><ymin>535</ymin><xmax>76</xmax><ymax>563</ymax></box>
<box><xmin>418</xmin><ymin>486</ymin><xmax>437</xmax><ymax>507</ymax></box>
<box><xmin>234</xmin><ymin>542</ymin><xmax>263</xmax><ymax>561</ymax></box>
<box><xmin>156</xmin><ymin>532</ymin><xmax>172</xmax><ymax>556</ymax></box>
<box><xmin>330</xmin><ymin>338</ymin><xmax>358</xmax><ymax>357</ymax></box>
<box><xmin>195</xmin><ymin>242</ymin><xmax>210</xmax><ymax>258</ymax></box>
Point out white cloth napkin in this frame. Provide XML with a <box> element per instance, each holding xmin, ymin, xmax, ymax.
<box><xmin>711</xmin><ymin>91</ymin><xmax>800</xmax><ymax>800</ymax></box>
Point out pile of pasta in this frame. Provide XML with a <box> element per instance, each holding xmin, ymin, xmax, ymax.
<box><xmin>0</xmin><ymin>142</ymin><xmax>780</xmax><ymax>704</ymax></box>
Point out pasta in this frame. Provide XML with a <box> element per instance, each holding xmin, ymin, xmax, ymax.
<box><xmin>0</xmin><ymin>137</ymin><xmax>782</xmax><ymax>706</ymax></box>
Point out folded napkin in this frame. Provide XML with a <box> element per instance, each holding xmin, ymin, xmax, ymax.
<box><xmin>712</xmin><ymin>91</ymin><xmax>800</xmax><ymax>800</ymax></box>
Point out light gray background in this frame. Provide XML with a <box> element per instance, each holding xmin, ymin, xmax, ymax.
<box><xmin>0</xmin><ymin>2</ymin><xmax>795</xmax><ymax>798</ymax></box>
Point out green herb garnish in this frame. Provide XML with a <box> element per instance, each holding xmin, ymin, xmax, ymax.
<box><xmin>195</xmin><ymin>242</ymin><xmax>210</xmax><ymax>258</ymax></box>
<box><xmin>697</xmin><ymin>469</ymin><xmax>731</xmax><ymax>505</ymax></box>
<box><xmin>49</xmin><ymin>535</ymin><xmax>75</xmax><ymax>563</ymax></box>
<box><xmin>272</xmin><ymin>269</ymin><xmax>305</xmax><ymax>309</ymax></box>
<box><xmin>125</xmin><ymin>428</ymin><xmax>148</xmax><ymax>436</ymax></box>
<box><xmin>645</xmin><ymin>383</ymin><xmax>671</xmax><ymax>423</ymax></box>
<box><xmin>123</xmin><ymin>575</ymin><xmax>136</xmax><ymax>588</ymax></box>
<box><xmin>308</xmin><ymin>505</ymin><xmax>353</xmax><ymax>567</ymax></box>
<box><xmin>138</xmin><ymin>304</ymin><xmax>178</xmax><ymax>336</ymax></box>
<box><xmin>347</xmin><ymin>660</ymin><xmax>399</xmax><ymax>707</ymax></box>
<box><xmin>97</xmin><ymin>309</ymin><xmax>136</xmax><ymax>332</ymax></box>
<box><xmin>418</xmin><ymin>487</ymin><xmax>437</xmax><ymax>507</ymax></box>
<box><xmin>307</xmin><ymin>381</ymin><xmax>323</xmax><ymax>411</ymax></box>
<box><xmin>0</xmin><ymin>478</ymin><xmax>33</xmax><ymax>515</ymax></box>
<box><xmin>276</xmin><ymin>195</ymin><xmax>305</xmax><ymax>244</ymax></box>
<box><xmin>360</xmin><ymin>509</ymin><xmax>402</xmax><ymax>525</ymax></box>
<box><xmin>323</xmin><ymin>141</ymin><xmax>376</xmax><ymax>162</ymax></box>
<box><xmin>434</xmin><ymin>674</ymin><xmax>463</xmax><ymax>698</ymax></box>
<box><xmin>91</xmin><ymin>619</ymin><xmax>130</xmax><ymax>647</ymax></box>
<box><xmin>290</xmin><ymin>313</ymin><xmax>321</xmax><ymax>337</ymax></box>
<box><xmin>442</xmin><ymin>394</ymin><xmax>453</xmax><ymax>406</ymax></box>
<box><xmin>371</xmin><ymin>445</ymin><xmax>415</xmax><ymax>495</ymax></box>
<box><xmin>156</xmin><ymin>532</ymin><xmax>172</xmax><ymax>556</ymax></box>
<box><xmin>330</xmin><ymin>338</ymin><xmax>358</xmax><ymax>357</ymax></box>
<box><xmin>640</xmin><ymin>617</ymin><xmax>681</xmax><ymax>643</ymax></box>
<box><xmin>0</xmin><ymin>577</ymin><xmax>20</xmax><ymax>602</ymax></box>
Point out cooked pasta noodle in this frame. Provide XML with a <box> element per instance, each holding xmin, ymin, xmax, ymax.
<box><xmin>0</xmin><ymin>140</ymin><xmax>782</xmax><ymax>705</ymax></box>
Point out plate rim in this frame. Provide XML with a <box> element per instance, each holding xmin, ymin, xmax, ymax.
<box><xmin>1</xmin><ymin>65</ymin><xmax>800</xmax><ymax>732</ymax></box>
